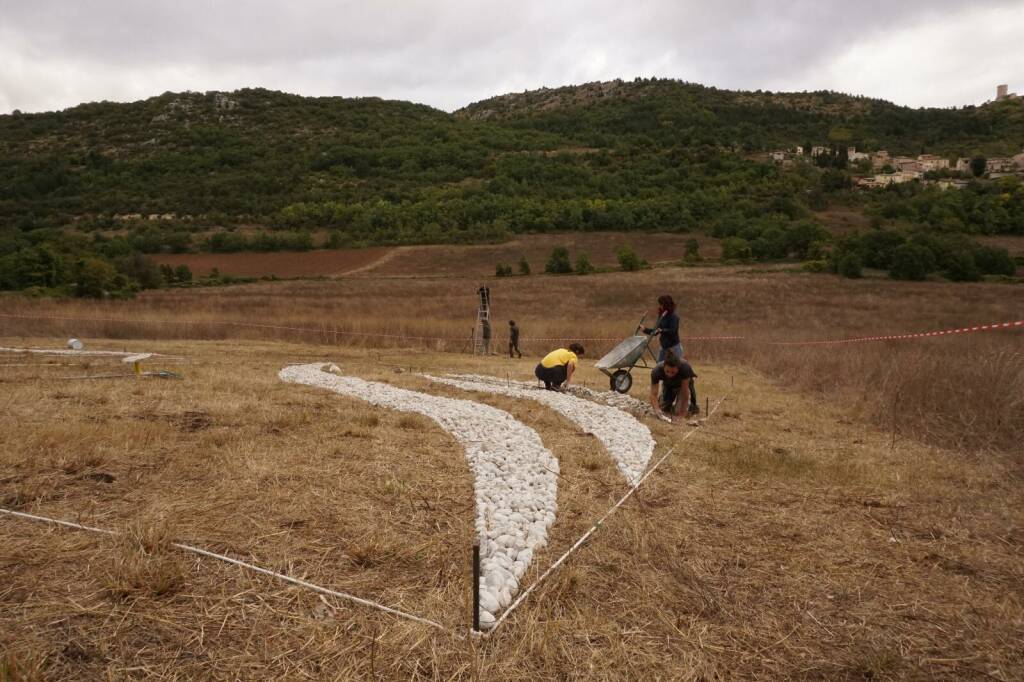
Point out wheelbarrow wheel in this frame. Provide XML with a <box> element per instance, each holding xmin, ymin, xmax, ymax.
<box><xmin>610</xmin><ymin>370</ymin><xmax>632</xmax><ymax>394</ymax></box>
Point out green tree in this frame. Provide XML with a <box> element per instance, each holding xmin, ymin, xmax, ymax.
<box><xmin>545</xmin><ymin>247</ymin><xmax>572</xmax><ymax>274</ymax></box>
<box><xmin>889</xmin><ymin>244</ymin><xmax>936</xmax><ymax>281</ymax></box>
<box><xmin>683</xmin><ymin>238</ymin><xmax>701</xmax><ymax>262</ymax></box>
<box><xmin>970</xmin><ymin>156</ymin><xmax>987</xmax><ymax>177</ymax></box>
<box><xmin>574</xmin><ymin>253</ymin><xmax>594</xmax><ymax>275</ymax></box>
<box><xmin>518</xmin><ymin>256</ymin><xmax>531</xmax><ymax>275</ymax></box>
<box><xmin>973</xmin><ymin>245</ymin><xmax>1015</xmax><ymax>276</ymax></box>
<box><xmin>74</xmin><ymin>257</ymin><xmax>118</xmax><ymax>297</ymax></box>
<box><xmin>943</xmin><ymin>251</ymin><xmax>981</xmax><ymax>282</ymax></box>
<box><xmin>174</xmin><ymin>264</ymin><xmax>193</xmax><ymax>282</ymax></box>
<box><xmin>721</xmin><ymin>237</ymin><xmax>752</xmax><ymax>262</ymax></box>
<box><xmin>616</xmin><ymin>245</ymin><xmax>644</xmax><ymax>271</ymax></box>
<box><xmin>837</xmin><ymin>252</ymin><xmax>863</xmax><ymax>278</ymax></box>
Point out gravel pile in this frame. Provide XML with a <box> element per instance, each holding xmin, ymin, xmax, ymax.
<box><xmin>425</xmin><ymin>374</ymin><xmax>655</xmax><ymax>486</ymax></box>
<box><xmin>564</xmin><ymin>383</ymin><xmax>657</xmax><ymax>418</ymax></box>
<box><xmin>279</xmin><ymin>364</ymin><xmax>558</xmax><ymax>629</ymax></box>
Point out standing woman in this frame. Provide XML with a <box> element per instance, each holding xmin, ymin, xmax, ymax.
<box><xmin>535</xmin><ymin>343</ymin><xmax>585</xmax><ymax>391</ymax></box>
<box><xmin>644</xmin><ymin>294</ymin><xmax>699</xmax><ymax>415</ymax></box>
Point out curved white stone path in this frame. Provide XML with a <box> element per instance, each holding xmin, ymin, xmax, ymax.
<box><xmin>424</xmin><ymin>374</ymin><xmax>656</xmax><ymax>486</ymax></box>
<box><xmin>279</xmin><ymin>364</ymin><xmax>557</xmax><ymax>629</ymax></box>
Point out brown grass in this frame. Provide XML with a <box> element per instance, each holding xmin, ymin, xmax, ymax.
<box><xmin>352</xmin><ymin>232</ymin><xmax>720</xmax><ymax>278</ymax></box>
<box><xmin>1</xmin><ymin>342</ymin><xmax>1022</xmax><ymax>678</ymax></box>
<box><xmin>2</xmin><ymin>256</ymin><xmax>1020</xmax><ymax>456</ymax></box>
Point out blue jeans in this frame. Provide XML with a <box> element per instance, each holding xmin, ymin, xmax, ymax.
<box><xmin>657</xmin><ymin>344</ymin><xmax>684</xmax><ymax>363</ymax></box>
<box><xmin>657</xmin><ymin>344</ymin><xmax>697</xmax><ymax>409</ymax></box>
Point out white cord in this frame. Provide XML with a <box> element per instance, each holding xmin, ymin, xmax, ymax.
<box><xmin>0</xmin><ymin>507</ymin><xmax>449</xmax><ymax>632</ymax></box>
<box><xmin>488</xmin><ymin>394</ymin><xmax>727</xmax><ymax>634</ymax></box>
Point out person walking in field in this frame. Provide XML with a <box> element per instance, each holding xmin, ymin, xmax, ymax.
<box><xmin>535</xmin><ymin>343</ymin><xmax>584</xmax><ymax>391</ymax></box>
<box><xmin>643</xmin><ymin>294</ymin><xmax>699</xmax><ymax>415</ymax></box>
<box><xmin>508</xmin><ymin>320</ymin><xmax>522</xmax><ymax>358</ymax></box>
<box><xmin>649</xmin><ymin>354</ymin><xmax>698</xmax><ymax>421</ymax></box>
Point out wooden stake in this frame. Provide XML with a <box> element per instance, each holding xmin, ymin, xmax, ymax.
<box><xmin>472</xmin><ymin>544</ymin><xmax>481</xmax><ymax>632</ymax></box>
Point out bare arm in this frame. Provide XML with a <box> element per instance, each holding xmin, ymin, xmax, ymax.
<box><xmin>566</xmin><ymin>362</ymin><xmax>575</xmax><ymax>385</ymax></box>
<box><xmin>649</xmin><ymin>383</ymin><xmax>660</xmax><ymax>412</ymax></box>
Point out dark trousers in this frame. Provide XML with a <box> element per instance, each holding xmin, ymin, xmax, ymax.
<box><xmin>661</xmin><ymin>380</ymin><xmax>698</xmax><ymax>412</ymax></box>
<box><xmin>510</xmin><ymin>340</ymin><xmax>521</xmax><ymax>358</ymax></box>
<box><xmin>535</xmin><ymin>363</ymin><xmax>567</xmax><ymax>389</ymax></box>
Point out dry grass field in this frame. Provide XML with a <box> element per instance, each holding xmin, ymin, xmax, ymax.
<box><xmin>1</xmin><ymin>340</ymin><xmax>1021</xmax><ymax>679</ymax></box>
<box><xmin>353</xmin><ymin>233</ymin><xmax>720</xmax><ymax>278</ymax></box>
<box><xmin>1</xmin><ymin>245</ymin><xmax>1022</xmax><ymax>679</ymax></box>
<box><xmin>2</xmin><ymin>257</ymin><xmax>1020</xmax><ymax>455</ymax></box>
<box><xmin>150</xmin><ymin>232</ymin><xmax>719</xmax><ymax>280</ymax></box>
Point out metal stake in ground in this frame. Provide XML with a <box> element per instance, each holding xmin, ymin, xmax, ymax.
<box><xmin>472</xmin><ymin>544</ymin><xmax>481</xmax><ymax>632</ymax></box>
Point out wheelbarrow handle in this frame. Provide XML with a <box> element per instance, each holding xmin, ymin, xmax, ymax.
<box><xmin>634</xmin><ymin>311</ymin><xmax>651</xmax><ymax>336</ymax></box>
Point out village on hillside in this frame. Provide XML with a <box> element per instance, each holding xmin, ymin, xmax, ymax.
<box><xmin>768</xmin><ymin>145</ymin><xmax>1024</xmax><ymax>190</ymax></box>
<box><xmin>768</xmin><ymin>83</ymin><xmax>1024</xmax><ymax>190</ymax></box>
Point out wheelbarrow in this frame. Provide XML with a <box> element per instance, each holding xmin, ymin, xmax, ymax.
<box><xmin>594</xmin><ymin>314</ymin><xmax>658</xmax><ymax>393</ymax></box>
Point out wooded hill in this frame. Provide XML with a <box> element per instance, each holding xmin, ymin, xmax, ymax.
<box><xmin>1</xmin><ymin>79</ymin><xmax>1022</xmax><ymax>294</ymax></box>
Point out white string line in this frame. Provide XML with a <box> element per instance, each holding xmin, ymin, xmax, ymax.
<box><xmin>0</xmin><ymin>507</ymin><xmax>449</xmax><ymax>633</ymax></box>
<box><xmin>487</xmin><ymin>394</ymin><xmax>728</xmax><ymax>634</ymax></box>
<box><xmin>0</xmin><ymin>346</ymin><xmax>186</xmax><ymax>360</ymax></box>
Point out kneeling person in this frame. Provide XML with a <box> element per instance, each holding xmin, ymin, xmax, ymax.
<box><xmin>650</xmin><ymin>354</ymin><xmax>698</xmax><ymax>420</ymax></box>
<box><xmin>535</xmin><ymin>343</ymin><xmax>584</xmax><ymax>390</ymax></box>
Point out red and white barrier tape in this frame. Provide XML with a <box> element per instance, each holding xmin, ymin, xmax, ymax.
<box><xmin>763</xmin><ymin>320</ymin><xmax>1023</xmax><ymax>346</ymax></box>
<box><xmin>1</xmin><ymin>313</ymin><xmax>1020</xmax><ymax>347</ymax></box>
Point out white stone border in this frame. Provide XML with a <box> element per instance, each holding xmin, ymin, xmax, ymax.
<box><xmin>279</xmin><ymin>364</ymin><xmax>558</xmax><ymax>629</ymax></box>
<box><xmin>424</xmin><ymin>374</ymin><xmax>655</xmax><ymax>486</ymax></box>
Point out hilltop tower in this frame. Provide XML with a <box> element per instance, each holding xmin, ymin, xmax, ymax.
<box><xmin>997</xmin><ymin>84</ymin><xmax>1008</xmax><ymax>100</ymax></box>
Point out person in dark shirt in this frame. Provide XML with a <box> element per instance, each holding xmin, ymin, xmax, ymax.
<box><xmin>643</xmin><ymin>294</ymin><xmax>682</xmax><ymax>361</ymax></box>
<box><xmin>643</xmin><ymin>294</ymin><xmax>699</xmax><ymax>414</ymax></box>
<box><xmin>508</xmin><ymin>320</ymin><xmax>522</xmax><ymax>358</ymax></box>
<box><xmin>649</xmin><ymin>354</ymin><xmax>698</xmax><ymax>420</ymax></box>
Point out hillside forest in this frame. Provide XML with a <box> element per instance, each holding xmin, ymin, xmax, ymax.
<box><xmin>1</xmin><ymin>79</ymin><xmax>1022</xmax><ymax>296</ymax></box>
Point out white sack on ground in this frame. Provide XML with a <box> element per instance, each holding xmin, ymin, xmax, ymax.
<box><xmin>424</xmin><ymin>374</ymin><xmax>655</xmax><ymax>486</ymax></box>
<box><xmin>279</xmin><ymin>363</ymin><xmax>558</xmax><ymax>629</ymax></box>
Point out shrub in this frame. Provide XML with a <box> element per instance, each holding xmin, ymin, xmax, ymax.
<box><xmin>74</xmin><ymin>257</ymin><xmax>119</xmax><ymax>297</ymax></box>
<box><xmin>973</xmin><ymin>246</ymin><xmax>1016</xmax><ymax>276</ymax></box>
<box><xmin>495</xmin><ymin>264</ymin><xmax>513</xmax><ymax>277</ymax></box>
<box><xmin>545</xmin><ymin>247</ymin><xmax>572</xmax><ymax>274</ymax></box>
<box><xmin>721</xmin><ymin>237</ymin><xmax>752</xmax><ymax>262</ymax></box>
<box><xmin>683</xmin><ymin>238</ymin><xmax>701</xmax><ymax>262</ymax></box>
<box><xmin>860</xmin><ymin>230</ymin><xmax>906</xmax><ymax>269</ymax></box>
<box><xmin>942</xmin><ymin>251</ymin><xmax>981</xmax><ymax>282</ymax></box>
<box><xmin>518</xmin><ymin>256</ymin><xmax>530</xmax><ymax>275</ymax></box>
<box><xmin>616</xmin><ymin>245</ymin><xmax>644</xmax><ymax>271</ymax></box>
<box><xmin>837</xmin><ymin>252</ymin><xmax>863</xmax><ymax>278</ymax></box>
<box><xmin>889</xmin><ymin>244</ymin><xmax>936</xmax><ymax>281</ymax></box>
<box><xmin>574</xmin><ymin>253</ymin><xmax>594</xmax><ymax>275</ymax></box>
<box><xmin>174</xmin><ymin>264</ymin><xmax>193</xmax><ymax>282</ymax></box>
<box><xmin>801</xmin><ymin>259</ymin><xmax>829</xmax><ymax>273</ymax></box>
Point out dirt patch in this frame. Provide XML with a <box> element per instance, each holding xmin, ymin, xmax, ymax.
<box><xmin>977</xmin><ymin>234</ymin><xmax>1024</xmax><ymax>258</ymax></box>
<box><xmin>815</xmin><ymin>207</ymin><xmax>873</xmax><ymax>235</ymax></box>
<box><xmin>354</xmin><ymin>232</ymin><xmax>719</xmax><ymax>278</ymax></box>
<box><xmin>152</xmin><ymin>247</ymin><xmax>391</xmax><ymax>278</ymax></box>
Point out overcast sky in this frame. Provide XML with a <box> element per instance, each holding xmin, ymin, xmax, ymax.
<box><xmin>2</xmin><ymin>0</ymin><xmax>1023</xmax><ymax>115</ymax></box>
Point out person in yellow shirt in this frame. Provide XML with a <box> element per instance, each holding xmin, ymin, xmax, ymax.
<box><xmin>535</xmin><ymin>343</ymin><xmax>585</xmax><ymax>391</ymax></box>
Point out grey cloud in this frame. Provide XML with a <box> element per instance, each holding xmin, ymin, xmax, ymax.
<box><xmin>0</xmin><ymin>0</ymin><xmax>1020</xmax><ymax>113</ymax></box>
